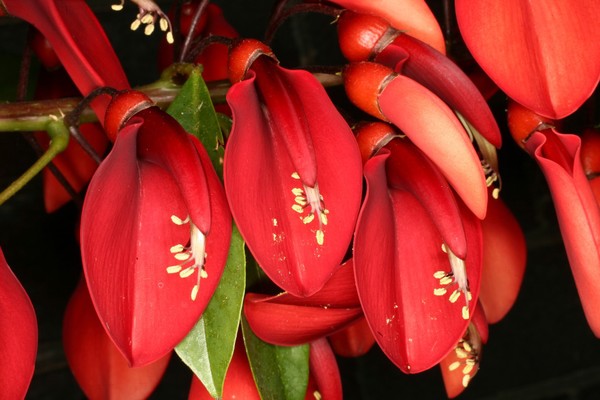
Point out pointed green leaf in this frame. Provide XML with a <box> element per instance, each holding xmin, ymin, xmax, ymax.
<box><xmin>167</xmin><ymin>67</ymin><xmax>225</xmax><ymax>176</ymax></box>
<box><xmin>241</xmin><ymin>317</ymin><xmax>310</xmax><ymax>400</ymax></box>
<box><xmin>175</xmin><ymin>225</ymin><xmax>246</xmax><ymax>398</ymax></box>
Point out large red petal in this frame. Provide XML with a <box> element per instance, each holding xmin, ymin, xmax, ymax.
<box><xmin>379</xmin><ymin>75</ymin><xmax>488</xmax><ymax>219</ymax></box>
<box><xmin>63</xmin><ymin>279</ymin><xmax>170</xmax><ymax>399</ymax></box>
<box><xmin>328</xmin><ymin>0</ymin><xmax>445</xmax><ymax>54</ymax></box>
<box><xmin>309</xmin><ymin>339</ymin><xmax>342</xmax><ymax>400</ymax></box>
<box><xmin>225</xmin><ymin>63</ymin><xmax>362</xmax><ymax>296</ymax></box>
<box><xmin>455</xmin><ymin>0</ymin><xmax>600</xmax><ymax>119</ymax></box>
<box><xmin>525</xmin><ymin>129</ymin><xmax>600</xmax><ymax>336</ymax></box>
<box><xmin>0</xmin><ymin>248</ymin><xmax>37</xmax><ymax>399</ymax></box>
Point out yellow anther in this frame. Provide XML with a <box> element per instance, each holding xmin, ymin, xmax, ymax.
<box><xmin>455</xmin><ymin>348</ymin><xmax>469</xmax><ymax>358</ymax></box>
<box><xmin>462</xmin><ymin>374</ymin><xmax>471</xmax><ymax>388</ymax></box>
<box><xmin>170</xmin><ymin>244</ymin><xmax>185</xmax><ymax>253</ymax></box>
<box><xmin>295</xmin><ymin>196</ymin><xmax>307</xmax><ymax>206</ymax></box>
<box><xmin>292</xmin><ymin>188</ymin><xmax>304</xmax><ymax>196</ymax></box>
<box><xmin>144</xmin><ymin>23</ymin><xmax>155</xmax><ymax>36</ymax></box>
<box><xmin>180</xmin><ymin>267</ymin><xmax>195</xmax><ymax>278</ymax></box>
<box><xmin>448</xmin><ymin>361</ymin><xmax>461</xmax><ymax>371</ymax></box>
<box><xmin>433</xmin><ymin>271</ymin><xmax>447</xmax><ymax>279</ymax></box>
<box><xmin>462</xmin><ymin>341</ymin><xmax>472</xmax><ymax>352</ymax></box>
<box><xmin>159</xmin><ymin>17</ymin><xmax>169</xmax><ymax>31</ymax></box>
<box><xmin>303</xmin><ymin>214</ymin><xmax>315</xmax><ymax>224</ymax></box>
<box><xmin>200</xmin><ymin>269</ymin><xmax>208</xmax><ymax>279</ymax></box>
<box><xmin>316</xmin><ymin>230</ymin><xmax>324</xmax><ymax>246</ymax></box>
<box><xmin>141</xmin><ymin>13</ymin><xmax>154</xmax><ymax>24</ymax></box>
<box><xmin>291</xmin><ymin>172</ymin><xmax>300</xmax><ymax>179</ymax></box>
<box><xmin>462</xmin><ymin>364</ymin><xmax>474</xmax><ymax>375</ymax></box>
<box><xmin>131</xmin><ymin>19</ymin><xmax>142</xmax><ymax>31</ymax></box>
<box><xmin>320</xmin><ymin>213</ymin><xmax>328</xmax><ymax>225</ymax></box>
<box><xmin>191</xmin><ymin>284</ymin><xmax>199</xmax><ymax>301</ymax></box>
<box><xmin>433</xmin><ymin>288</ymin><xmax>447</xmax><ymax>296</ymax></box>
<box><xmin>166</xmin><ymin>265</ymin><xmax>182</xmax><ymax>274</ymax></box>
<box><xmin>174</xmin><ymin>253</ymin><xmax>191</xmax><ymax>261</ymax></box>
<box><xmin>449</xmin><ymin>290</ymin><xmax>461</xmax><ymax>303</ymax></box>
<box><xmin>292</xmin><ymin>204</ymin><xmax>304</xmax><ymax>213</ymax></box>
<box><xmin>111</xmin><ymin>0</ymin><xmax>124</xmax><ymax>11</ymax></box>
<box><xmin>440</xmin><ymin>276</ymin><xmax>453</xmax><ymax>286</ymax></box>
<box><xmin>462</xmin><ymin>305</ymin><xmax>470</xmax><ymax>320</ymax></box>
<box><xmin>166</xmin><ymin>31</ymin><xmax>174</xmax><ymax>44</ymax></box>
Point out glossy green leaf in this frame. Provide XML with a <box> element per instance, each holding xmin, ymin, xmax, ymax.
<box><xmin>241</xmin><ymin>317</ymin><xmax>310</xmax><ymax>400</ymax></box>
<box><xmin>167</xmin><ymin>67</ymin><xmax>225</xmax><ymax>177</ymax></box>
<box><xmin>175</xmin><ymin>225</ymin><xmax>246</xmax><ymax>398</ymax></box>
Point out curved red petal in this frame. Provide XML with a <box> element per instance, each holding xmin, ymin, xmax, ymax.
<box><xmin>309</xmin><ymin>339</ymin><xmax>343</xmax><ymax>400</ymax></box>
<box><xmin>376</xmin><ymin>36</ymin><xmax>502</xmax><ymax>148</ymax></box>
<box><xmin>329</xmin><ymin>0</ymin><xmax>445</xmax><ymax>54</ymax></box>
<box><xmin>456</xmin><ymin>0</ymin><xmax>600</xmax><ymax>119</ymax></box>
<box><xmin>525</xmin><ymin>129</ymin><xmax>600</xmax><ymax>336</ymax></box>
<box><xmin>225</xmin><ymin>63</ymin><xmax>362</xmax><ymax>297</ymax></box>
<box><xmin>63</xmin><ymin>279</ymin><xmax>170</xmax><ymax>399</ymax></box>
<box><xmin>328</xmin><ymin>317</ymin><xmax>376</xmax><ymax>358</ymax></box>
<box><xmin>0</xmin><ymin>249</ymin><xmax>37</xmax><ymax>400</ymax></box>
<box><xmin>244</xmin><ymin>294</ymin><xmax>362</xmax><ymax>346</ymax></box>
<box><xmin>379</xmin><ymin>75</ymin><xmax>488</xmax><ymax>219</ymax></box>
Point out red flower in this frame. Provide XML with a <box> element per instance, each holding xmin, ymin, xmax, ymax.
<box><xmin>344</xmin><ymin>62</ymin><xmax>488</xmax><ymax>219</ymax></box>
<box><xmin>328</xmin><ymin>317</ymin><xmax>375</xmax><ymax>358</ymax></box>
<box><xmin>224</xmin><ymin>39</ymin><xmax>363</xmax><ymax>296</ymax></box>
<box><xmin>509</xmin><ymin>102</ymin><xmax>600</xmax><ymax>336</ymax></box>
<box><xmin>353</xmin><ymin>123</ymin><xmax>482</xmax><ymax>373</ymax></box>
<box><xmin>337</xmin><ymin>11</ymin><xmax>501</xmax><ymax>149</ymax></box>
<box><xmin>63</xmin><ymin>279</ymin><xmax>171</xmax><ymax>399</ymax></box>
<box><xmin>456</xmin><ymin>0</ymin><xmax>600</xmax><ymax>119</ymax></box>
<box><xmin>80</xmin><ymin>91</ymin><xmax>232</xmax><ymax>366</ymax></box>
<box><xmin>0</xmin><ymin>248</ymin><xmax>38</xmax><ymax>399</ymax></box>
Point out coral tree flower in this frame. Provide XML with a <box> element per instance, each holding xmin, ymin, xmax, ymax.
<box><xmin>455</xmin><ymin>0</ymin><xmax>600</xmax><ymax>119</ymax></box>
<box><xmin>0</xmin><ymin>248</ymin><xmax>38</xmax><ymax>399</ymax></box>
<box><xmin>508</xmin><ymin>102</ymin><xmax>600</xmax><ymax>336</ymax></box>
<box><xmin>80</xmin><ymin>91</ymin><xmax>232</xmax><ymax>366</ymax></box>
<box><xmin>244</xmin><ymin>259</ymin><xmax>362</xmax><ymax>346</ymax></box>
<box><xmin>344</xmin><ymin>62</ymin><xmax>488</xmax><ymax>219</ymax></box>
<box><xmin>63</xmin><ymin>279</ymin><xmax>171</xmax><ymax>399</ymax></box>
<box><xmin>224</xmin><ymin>39</ymin><xmax>363</xmax><ymax>297</ymax></box>
<box><xmin>337</xmin><ymin>10</ymin><xmax>502</xmax><ymax>149</ymax></box>
<box><xmin>353</xmin><ymin>122</ymin><xmax>483</xmax><ymax>373</ymax></box>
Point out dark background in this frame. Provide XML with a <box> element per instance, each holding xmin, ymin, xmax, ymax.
<box><xmin>1</xmin><ymin>1</ymin><xmax>600</xmax><ymax>399</ymax></box>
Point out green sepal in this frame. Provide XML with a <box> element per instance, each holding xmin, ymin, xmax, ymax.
<box><xmin>241</xmin><ymin>317</ymin><xmax>310</xmax><ymax>400</ymax></box>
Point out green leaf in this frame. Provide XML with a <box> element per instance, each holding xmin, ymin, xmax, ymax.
<box><xmin>175</xmin><ymin>225</ymin><xmax>246</xmax><ymax>398</ymax></box>
<box><xmin>166</xmin><ymin>67</ymin><xmax>225</xmax><ymax>177</ymax></box>
<box><xmin>241</xmin><ymin>317</ymin><xmax>310</xmax><ymax>400</ymax></box>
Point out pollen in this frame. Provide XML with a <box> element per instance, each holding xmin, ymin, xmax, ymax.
<box><xmin>166</xmin><ymin>214</ymin><xmax>209</xmax><ymax>301</ymax></box>
<box><xmin>434</xmin><ymin>244</ymin><xmax>473</xmax><ymax>320</ymax></box>
<box><xmin>291</xmin><ymin>172</ymin><xmax>300</xmax><ymax>179</ymax></box>
<box><xmin>316</xmin><ymin>229</ymin><xmax>324</xmax><ymax>245</ymax></box>
<box><xmin>448</xmin><ymin>330</ymin><xmax>481</xmax><ymax>389</ymax></box>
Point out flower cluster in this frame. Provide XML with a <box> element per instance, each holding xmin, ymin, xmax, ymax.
<box><xmin>0</xmin><ymin>0</ymin><xmax>598</xmax><ymax>398</ymax></box>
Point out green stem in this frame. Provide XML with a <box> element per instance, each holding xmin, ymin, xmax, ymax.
<box><xmin>0</xmin><ymin>71</ymin><xmax>342</xmax><ymax>132</ymax></box>
<box><xmin>0</xmin><ymin>119</ymin><xmax>70</xmax><ymax>206</ymax></box>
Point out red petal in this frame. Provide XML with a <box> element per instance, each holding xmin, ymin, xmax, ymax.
<box><xmin>2</xmin><ymin>0</ymin><xmax>129</xmax><ymax>121</ymax></box>
<box><xmin>0</xmin><ymin>248</ymin><xmax>37</xmax><ymax>399</ymax></box>
<box><xmin>456</xmin><ymin>0</ymin><xmax>600</xmax><ymax>119</ymax></box>
<box><xmin>309</xmin><ymin>339</ymin><xmax>343</xmax><ymax>400</ymax></box>
<box><xmin>328</xmin><ymin>317</ymin><xmax>376</xmax><ymax>358</ymax></box>
<box><xmin>63</xmin><ymin>279</ymin><xmax>170</xmax><ymax>399</ymax></box>
<box><xmin>379</xmin><ymin>74</ymin><xmax>488</xmax><ymax>219</ymax></box>
<box><xmin>244</xmin><ymin>261</ymin><xmax>362</xmax><ymax>346</ymax></box>
<box><xmin>376</xmin><ymin>35</ymin><xmax>502</xmax><ymax>148</ymax></box>
<box><xmin>329</xmin><ymin>0</ymin><xmax>445</xmax><ymax>54</ymax></box>
<box><xmin>525</xmin><ymin>129</ymin><xmax>600</xmax><ymax>336</ymax></box>
<box><xmin>479</xmin><ymin>196</ymin><xmax>527</xmax><ymax>323</ymax></box>
<box><xmin>188</xmin><ymin>337</ymin><xmax>261</xmax><ymax>400</ymax></box>
<box><xmin>81</xmin><ymin>115</ymin><xmax>231</xmax><ymax>366</ymax></box>
<box><xmin>354</xmin><ymin>151</ymin><xmax>482</xmax><ymax>373</ymax></box>
<box><xmin>225</xmin><ymin>61</ymin><xmax>362</xmax><ymax>296</ymax></box>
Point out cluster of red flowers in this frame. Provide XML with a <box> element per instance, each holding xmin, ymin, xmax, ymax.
<box><xmin>0</xmin><ymin>0</ymin><xmax>599</xmax><ymax>399</ymax></box>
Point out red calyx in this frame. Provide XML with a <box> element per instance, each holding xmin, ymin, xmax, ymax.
<box><xmin>104</xmin><ymin>90</ymin><xmax>154</xmax><ymax>142</ymax></box>
<box><xmin>228</xmin><ymin>38</ymin><xmax>275</xmax><ymax>83</ymax></box>
<box><xmin>581</xmin><ymin>128</ymin><xmax>600</xmax><ymax>176</ymax></box>
<box><xmin>507</xmin><ymin>100</ymin><xmax>556</xmax><ymax>149</ymax></box>
<box><xmin>337</xmin><ymin>11</ymin><xmax>398</xmax><ymax>62</ymax></box>
<box><xmin>343</xmin><ymin>61</ymin><xmax>396</xmax><ymax>121</ymax></box>
<box><xmin>353</xmin><ymin>121</ymin><xmax>400</xmax><ymax>164</ymax></box>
